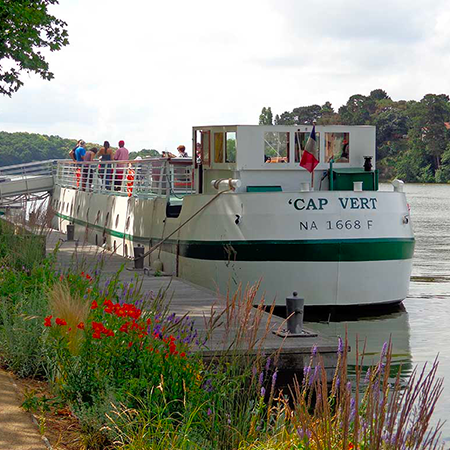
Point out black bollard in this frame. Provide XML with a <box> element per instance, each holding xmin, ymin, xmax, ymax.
<box><xmin>134</xmin><ymin>244</ymin><xmax>145</xmax><ymax>270</ymax></box>
<box><xmin>286</xmin><ymin>292</ymin><xmax>305</xmax><ymax>335</ymax></box>
<box><xmin>67</xmin><ymin>223</ymin><xmax>75</xmax><ymax>241</ymax></box>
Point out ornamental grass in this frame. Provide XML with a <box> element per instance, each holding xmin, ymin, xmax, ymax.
<box><xmin>0</xmin><ymin>222</ymin><xmax>445</xmax><ymax>449</ymax></box>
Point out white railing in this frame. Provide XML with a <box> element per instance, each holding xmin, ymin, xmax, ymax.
<box><xmin>54</xmin><ymin>158</ymin><xmax>195</xmax><ymax>198</ymax></box>
<box><xmin>0</xmin><ymin>159</ymin><xmax>57</xmax><ymax>180</ymax></box>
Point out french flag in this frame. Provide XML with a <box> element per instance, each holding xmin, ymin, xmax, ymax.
<box><xmin>300</xmin><ymin>125</ymin><xmax>319</xmax><ymax>173</ymax></box>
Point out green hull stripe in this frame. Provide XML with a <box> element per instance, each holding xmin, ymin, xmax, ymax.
<box><xmin>55</xmin><ymin>212</ymin><xmax>415</xmax><ymax>262</ymax></box>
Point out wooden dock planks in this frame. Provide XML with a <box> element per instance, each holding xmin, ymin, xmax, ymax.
<box><xmin>46</xmin><ymin>231</ymin><xmax>339</xmax><ymax>379</ymax></box>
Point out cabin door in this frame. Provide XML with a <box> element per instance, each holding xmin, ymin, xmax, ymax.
<box><xmin>194</xmin><ymin>130</ymin><xmax>210</xmax><ymax>194</ymax></box>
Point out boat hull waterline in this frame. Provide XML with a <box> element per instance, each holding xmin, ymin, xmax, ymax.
<box><xmin>52</xmin><ymin>186</ymin><xmax>414</xmax><ymax>307</ymax></box>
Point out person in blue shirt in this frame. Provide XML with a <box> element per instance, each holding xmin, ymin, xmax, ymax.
<box><xmin>74</xmin><ymin>140</ymin><xmax>86</xmax><ymax>162</ymax></box>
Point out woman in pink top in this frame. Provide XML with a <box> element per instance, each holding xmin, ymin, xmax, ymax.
<box><xmin>114</xmin><ymin>140</ymin><xmax>129</xmax><ymax>191</ymax></box>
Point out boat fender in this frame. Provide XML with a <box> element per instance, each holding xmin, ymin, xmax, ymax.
<box><xmin>152</xmin><ymin>259</ymin><xmax>164</xmax><ymax>272</ymax></box>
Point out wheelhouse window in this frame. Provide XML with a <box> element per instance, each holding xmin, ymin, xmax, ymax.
<box><xmin>295</xmin><ymin>131</ymin><xmax>320</xmax><ymax>163</ymax></box>
<box><xmin>226</xmin><ymin>132</ymin><xmax>236</xmax><ymax>163</ymax></box>
<box><xmin>264</xmin><ymin>132</ymin><xmax>289</xmax><ymax>163</ymax></box>
<box><xmin>325</xmin><ymin>132</ymin><xmax>350</xmax><ymax>162</ymax></box>
<box><xmin>214</xmin><ymin>132</ymin><xmax>224</xmax><ymax>163</ymax></box>
<box><xmin>201</xmin><ymin>131</ymin><xmax>210</xmax><ymax>166</ymax></box>
<box><xmin>195</xmin><ymin>130</ymin><xmax>210</xmax><ymax>166</ymax></box>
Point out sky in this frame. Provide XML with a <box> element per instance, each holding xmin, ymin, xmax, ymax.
<box><xmin>1</xmin><ymin>0</ymin><xmax>450</xmax><ymax>154</ymax></box>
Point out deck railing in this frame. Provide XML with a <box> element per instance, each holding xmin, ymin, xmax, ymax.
<box><xmin>0</xmin><ymin>160</ymin><xmax>57</xmax><ymax>180</ymax></box>
<box><xmin>54</xmin><ymin>158</ymin><xmax>195</xmax><ymax>198</ymax></box>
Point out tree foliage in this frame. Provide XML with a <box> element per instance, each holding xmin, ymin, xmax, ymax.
<box><xmin>260</xmin><ymin>90</ymin><xmax>450</xmax><ymax>182</ymax></box>
<box><xmin>0</xmin><ymin>0</ymin><xmax>69</xmax><ymax>96</ymax></box>
<box><xmin>129</xmin><ymin>149</ymin><xmax>160</xmax><ymax>159</ymax></box>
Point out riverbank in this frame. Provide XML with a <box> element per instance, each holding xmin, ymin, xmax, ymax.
<box><xmin>0</xmin><ymin>220</ymin><xmax>445</xmax><ymax>449</ymax></box>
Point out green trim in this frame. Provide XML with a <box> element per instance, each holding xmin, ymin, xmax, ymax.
<box><xmin>55</xmin><ymin>212</ymin><xmax>414</xmax><ymax>262</ymax></box>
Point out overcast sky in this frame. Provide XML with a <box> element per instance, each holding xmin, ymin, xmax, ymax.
<box><xmin>1</xmin><ymin>0</ymin><xmax>450</xmax><ymax>153</ymax></box>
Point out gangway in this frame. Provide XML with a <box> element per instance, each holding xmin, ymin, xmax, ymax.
<box><xmin>0</xmin><ymin>160</ymin><xmax>56</xmax><ymax>202</ymax></box>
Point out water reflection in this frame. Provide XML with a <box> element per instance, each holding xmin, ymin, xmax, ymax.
<box><xmin>305</xmin><ymin>305</ymin><xmax>412</xmax><ymax>379</ymax></box>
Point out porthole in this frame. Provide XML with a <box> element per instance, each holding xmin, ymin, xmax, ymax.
<box><xmin>126</xmin><ymin>216</ymin><xmax>130</xmax><ymax>231</ymax></box>
<box><xmin>104</xmin><ymin>212</ymin><xmax>109</xmax><ymax>227</ymax></box>
<box><xmin>115</xmin><ymin>214</ymin><xmax>119</xmax><ymax>228</ymax></box>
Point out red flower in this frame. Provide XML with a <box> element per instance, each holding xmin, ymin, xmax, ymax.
<box><xmin>91</xmin><ymin>300</ymin><xmax>98</xmax><ymax>310</ymax></box>
<box><xmin>92</xmin><ymin>331</ymin><xmax>102</xmax><ymax>339</ymax></box>
<box><xmin>77</xmin><ymin>322</ymin><xmax>85</xmax><ymax>330</ymax></box>
<box><xmin>81</xmin><ymin>271</ymin><xmax>85</xmax><ymax>276</ymax></box>
<box><xmin>44</xmin><ymin>315</ymin><xmax>52</xmax><ymax>327</ymax></box>
<box><xmin>86</xmin><ymin>274</ymin><xmax>92</xmax><ymax>280</ymax></box>
<box><xmin>146</xmin><ymin>318</ymin><xmax>151</xmax><ymax>325</ymax></box>
<box><xmin>128</xmin><ymin>342</ymin><xmax>133</xmax><ymax>348</ymax></box>
<box><xmin>55</xmin><ymin>318</ymin><xmax>67</xmax><ymax>326</ymax></box>
<box><xmin>119</xmin><ymin>322</ymin><xmax>129</xmax><ymax>333</ymax></box>
<box><xmin>180</xmin><ymin>352</ymin><xmax>186</xmax><ymax>358</ymax></box>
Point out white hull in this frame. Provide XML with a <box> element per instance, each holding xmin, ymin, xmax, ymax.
<box><xmin>52</xmin><ymin>186</ymin><xmax>414</xmax><ymax>307</ymax></box>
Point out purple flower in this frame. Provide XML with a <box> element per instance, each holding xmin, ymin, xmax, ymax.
<box><xmin>364</xmin><ymin>368</ymin><xmax>371</xmax><ymax>383</ymax></box>
<box><xmin>258</xmin><ymin>372</ymin><xmax>264</xmax><ymax>386</ymax></box>
<box><xmin>381</xmin><ymin>341</ymin><xmax>388</xmax><ymax>358</ymax></box>
<box><xmin>311</xmin><ymin>345</ymin><xmax>318</xmax><ymax>357</ymax></box>
<box><xmin>260</xmin><ymin>387</ymin><xmax>266</xmax><ymax>397</ymax></box>
<box><xmin>303</xmin><ymin>366</ymin><xmax>311</xmax><ymax>377</ymax></box>
<box><xmin>207</xmin><ymin>408</ymin><xmax>212</xmax><ymax>416</ymax></box>
<box><xmin>338</xmin><ymin>337</ymin><xmax>343</xmax><ymax>354</ymax></box>
<box><xmin>252</xmin><ymin>366</ymin><xmax>257</xmax><ymax>378</ymax></box>
<box><xmin>265</xmin><ymin>357</ymin><xmax>271</xmax><ymax>371</ymax></box>
<box><xmin>271</xmin><ymin>371</ymin><xmax>278</xmax><ymax>388</ymax></box>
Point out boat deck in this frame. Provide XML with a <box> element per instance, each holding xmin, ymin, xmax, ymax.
<box><xmin>46</xmin><ymin>230</ymin><xmax>339</xmax><ymax>380</ymax></box>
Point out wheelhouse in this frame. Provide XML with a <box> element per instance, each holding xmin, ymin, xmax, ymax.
<box><xmin>193</xmin><ymin>124</ymin><xmax>377</xmax><ymax>194</ymax></box>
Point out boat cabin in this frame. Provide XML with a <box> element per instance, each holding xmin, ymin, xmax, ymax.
<box><xmin>193</xmin><ymin>125</ymin><xmax>377</xmax><ymax>193</ymax></box>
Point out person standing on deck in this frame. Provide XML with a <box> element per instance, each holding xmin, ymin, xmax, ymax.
<box><xmin>114</xmin><ymin>140</ymin><xmax>129</xmax><ymax>191</ymax></box>
<box><xmin>98</xmin><ymin>141</ymin><xmax>114</xmax><ymax>190</ymax></box>
<box><xmin>72</xmin><ymin>140</ymin><xmax>86</xmax><ymax>189</ymax></box>
<box><xmin>83</xmin><ymin>147</ymin><xmax>98</xmax><ymax>191</ymax></box>
<box><xmin>177</xmin><ymin>145</ymin><xmax>188</xmax><ymax>158</ymax></box>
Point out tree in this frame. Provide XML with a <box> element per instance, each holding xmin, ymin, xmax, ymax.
<box><xmin>129</xmin><ymin>149</ymin><xmax>160</xmax><ymax>159</ymax></box>
<box><xmin>259</xmin><ymin>107</ymin><xmax>273</xmax><ymax>125</ymax></box>
<box><xmin>338</xmin><ymin>94</ymin><xmax>376</xmax><ymax>125</ymax></box>
<box><xmin>0</xmin><ymin>0</ymin><xmax>69</xmax><ymax>96</ymax></box>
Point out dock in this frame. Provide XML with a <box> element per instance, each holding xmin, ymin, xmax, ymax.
<box><xmin>46</xmin><ymin>230</ymin><xmax>339</xmax><ymax>380</ymax></box>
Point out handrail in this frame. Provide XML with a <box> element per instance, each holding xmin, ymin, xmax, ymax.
<box><xmin>54</xmin><ymin>158</ymin><xmax>195</xmax><ymax>199</ymax></box>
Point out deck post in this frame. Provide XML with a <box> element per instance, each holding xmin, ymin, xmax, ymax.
<box><xmin>286</xmin><ymin>292</ymin><xmax>304</xmax><ymax>334</ymax></box>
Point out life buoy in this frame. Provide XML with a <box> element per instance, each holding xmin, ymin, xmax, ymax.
<box><xmin>126</xmin><ymin>167</ymin><xmax>135</xmax><ymax>197</ymax></box>
<box><xmin>76</xmin><ymin>167</ymin><xmax>81</xmax><ymax>188</ymax></box>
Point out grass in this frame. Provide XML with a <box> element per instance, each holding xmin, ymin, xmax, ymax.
<box><xmin>0</xmin><ymin>216</ymin><xmax>446</xmax><ymax>449</ymax></box>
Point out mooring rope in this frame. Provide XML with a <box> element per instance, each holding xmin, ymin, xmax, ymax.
<box><xmin>134</xmin><ymin>182</ymin><xmax>235</xmax><ymax>261</ymax></box>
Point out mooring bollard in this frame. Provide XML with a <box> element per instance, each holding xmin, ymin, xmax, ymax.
<box><xmin>134</xmin><ymin>244</ymin><xmax>145</xmax><ymax>270</ymax></box>
<box><xmin>286</xmin><ymin>292</ymin><xmax>305</xmax><ymax>334</ymax></box>
<box><xmin>66</xmin><ymin>223</ymin><xmax>75</xmax><ymax>241</ymax></box>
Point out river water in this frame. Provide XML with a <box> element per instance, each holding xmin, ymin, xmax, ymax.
<box><xmin>305</xmin><ymin>183</ymin><xmax>450</xmax><ymax>441</ymax></box>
